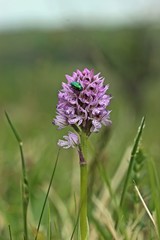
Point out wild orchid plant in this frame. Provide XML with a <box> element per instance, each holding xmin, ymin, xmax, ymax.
<box><xmin>53</xmin><ymin>68</ymin><xmax>112</xmax><ymax>239</ymax></box>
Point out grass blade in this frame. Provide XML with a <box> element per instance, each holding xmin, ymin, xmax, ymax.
<box><xmin>147</xmin><ymin>158</ymin><xmax>160</xmax><ymax>238</ymax></box>
<box><xmin>134</xmin><ymin>184</ymin><xmax>158</xmax><ymax>236</ymax></box>
<box><xmin>8</xmin><ymin>225</ymin><xmax>13</xmax><ymax>240</ymax></box>
<box><xmin>5</xmin><ymin>111</ymin><xmax>29</xmax><ymax>240</ymax></box>
<box><xmin>35</xmin><ymin>148</ymin><xmax>60</xmax><ymax>240</ymax></box>
<box><xmin>70</xmin><ymin>203</ymin><xmax>81</xmax><ymax>240</ymax></box>
<box><xmin>5</xmin><ymin>111</ymin><xmax>21</xmax><ymax>143</ymax></box>
<box><xmin>116</xmin><ymin>117</ymin><xmax>145</xmax><ymax>229</ymax></box>
<box><xmin>91</xmin><ymin>216</ymin><xmax>111</xmax><ymax>239</ymax></box>
<box><xmin>120</xmin><ymin>117</ymin><xmax>145</xmax><ymax>208</ymax></box>
<box><xmin>47</xmin><ymin>203</ymin><xmax>51</xmax><ymax>240</ymax></box>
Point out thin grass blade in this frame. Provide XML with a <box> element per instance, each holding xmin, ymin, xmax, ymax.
<box><xmin>115</xmin><ymin>117</ymin><xmax>145</xmax><ymax>229</ymax></box>
<box><xmin>5</xmin><ymin>111</ymin><xmax>22</xmax><ymax>143</ymax></box>
<box><xmin>70</xmin><ymin>202</ymin><xmax>81</xmax><ymax>240</ymax></box>
<box><xmin>119</xmin><ymin>116</ymin><xmax>145</xmax><ymax>208</ymax></box>
<box><xmin>147</xmin><ymin>158</ymin><xmax>160</xmax><ymax>238</ymax></box>
<box><xmin>5</xmin><ymin>111</ymin><xmax>29</xmax><ymax>240</ymax></box>
<box><xmin>8</xmin><ymin>225</ymin><xmax>13</xmax><ymax>240</ymax></box>
<box><xmin>91</xmin><ymin>216</ymin><xmax>111</xmax><ymax>239</ymax></box>
<box><xmin>47</xmin><ymin>203</ymin><xmax>51</xmax><ymax>240</ymax></box>
<box><xmin>35</xmin><ymin>148</ymin><xmax>60</xmax><ymax>240</ymax></box>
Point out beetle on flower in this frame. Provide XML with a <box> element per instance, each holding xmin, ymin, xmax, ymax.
<box><xmin>71</xmin><ymin>81</ymin><xmax>83</xmax><ymax>91</ymax></box>
<box><xmin>53</xmin><ymin>68</ymin><xmax>112</xmax><ymax>148</ymax></box>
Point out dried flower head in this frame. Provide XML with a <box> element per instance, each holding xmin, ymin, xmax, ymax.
<box><xmin>53</xmin><ymin>68</ymin><xmax>111</xmax><ymax>136</ymax></box>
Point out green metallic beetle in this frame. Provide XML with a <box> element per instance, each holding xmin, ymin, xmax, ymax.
<box><xmin>70</xmin><ymin>81</ymin><xmax>83</xmax><ymax>91</ymax></box>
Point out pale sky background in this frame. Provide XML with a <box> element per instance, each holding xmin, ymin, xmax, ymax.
<box><xmin>0</xmin><ymin>0</ymin><xmax>160</xmax><ymax>31</ymax></box>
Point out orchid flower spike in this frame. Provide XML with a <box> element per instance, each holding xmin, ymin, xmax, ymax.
<box><xmin>53</xmin><ymin>68</ymin><xmax>112</xmax><ymax>148</ymax></box>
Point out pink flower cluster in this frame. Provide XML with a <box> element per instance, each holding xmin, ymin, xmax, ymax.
<box><xmin>53</xmin><ymin>68</ymin><xmax>111</xmax><ymax>148</ymax></box>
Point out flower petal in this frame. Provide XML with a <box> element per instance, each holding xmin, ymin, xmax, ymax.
<box><xmin>58</xmin><ymin>132</ymin><xmax>79</xmax><ymax>149</ymax></box>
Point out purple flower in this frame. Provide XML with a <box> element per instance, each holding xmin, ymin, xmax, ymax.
<box><xmin>53</xmin><ymin>68</ymin><xmax>112</xmax><ymax>136</ymax></box>
<box><xmin>58</xmin><ymin>132</ymin><xmax>79</xmax><ymax>149</ymax></box>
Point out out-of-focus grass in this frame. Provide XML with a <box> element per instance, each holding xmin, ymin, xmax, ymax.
<box><xmin>0</xmin><ymin>26</ymin><xmax>160</xmax><ymax>239</ymax></box>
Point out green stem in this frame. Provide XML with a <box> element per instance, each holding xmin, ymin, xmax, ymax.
<box><xmin>79</xmin><ymin>132</ymin><xmax>89</xmax><ymax>240</ymax></box>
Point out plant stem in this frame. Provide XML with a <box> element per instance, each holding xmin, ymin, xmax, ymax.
<box><xmin>79</xmin><ymin>132</ymin><xmax>89</xmax><ymax>240</ymax></box>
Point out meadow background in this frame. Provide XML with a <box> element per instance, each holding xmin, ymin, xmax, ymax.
<box><xmin>1</xmin><ymin>2</ymin><xmax>160</xmax><ymax>239</ymax></box>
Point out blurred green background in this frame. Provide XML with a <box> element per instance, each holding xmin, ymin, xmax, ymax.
<box><xmin>0</xmin><ymin>1</ymin><xmax>160</xmax><ymax>238</ymax></box>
